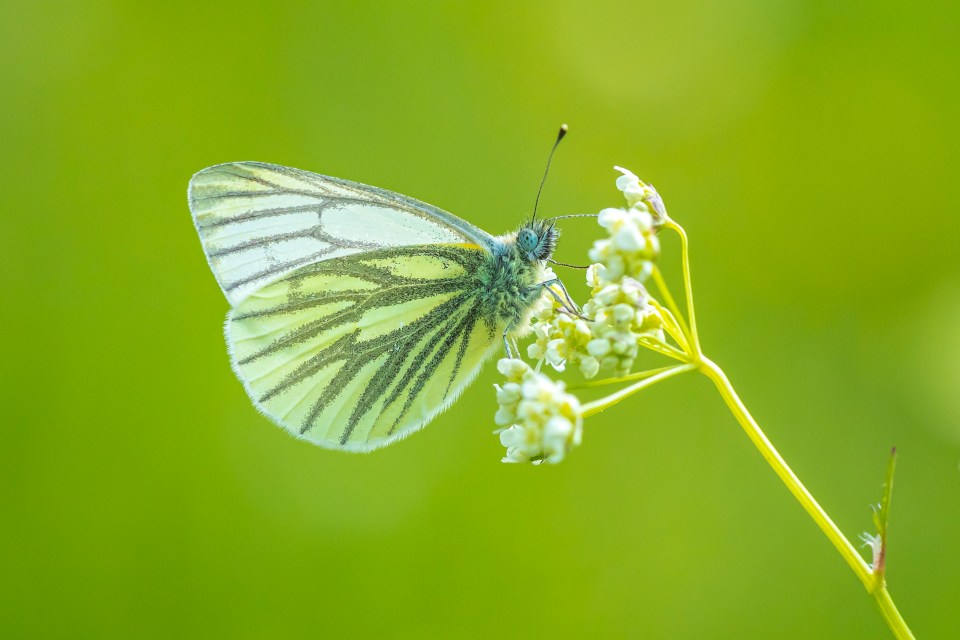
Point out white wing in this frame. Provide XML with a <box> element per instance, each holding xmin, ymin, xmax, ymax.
<box><xmin>188</xmin><ymin>161</ymin><xmax>496</xmax><ymax>305</ymax></box>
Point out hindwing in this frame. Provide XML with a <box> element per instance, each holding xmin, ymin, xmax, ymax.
<box><xmin>226</xmin><ymin>243</ymin><xmax>499</xmax><ymax>450</ymax></box>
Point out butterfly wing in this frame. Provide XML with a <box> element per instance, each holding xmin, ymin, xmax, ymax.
<box><xmin>189</xmin><ymin>161</ymin><xmax>497</xmax><ymax>305</ymax></box>
<box><xmin>226</xmin><ymin>243</ymin><xmax>499</xmax><ymax>451</ymax></box>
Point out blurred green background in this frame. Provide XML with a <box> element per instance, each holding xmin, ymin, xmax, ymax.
<box><xmin>2</xmin><ymin>2</ymin><xmax>958</xmax><ymax>638</ymax></box>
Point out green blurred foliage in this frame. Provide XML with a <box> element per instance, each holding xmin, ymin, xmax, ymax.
<box><xmin>2</xmin><ymin>1</ymin><xmax>958</xmax><ymax>638</ymax></box>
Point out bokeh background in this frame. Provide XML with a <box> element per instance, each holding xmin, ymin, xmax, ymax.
<box><xmin>2</xmin><ymin>2</ymin><xmax>958</xmax><ymax>638</ymax></box>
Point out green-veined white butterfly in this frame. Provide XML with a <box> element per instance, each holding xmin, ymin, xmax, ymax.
<box><xmin>189</xmin><ymin>160</ymin><xmax>564</xmax><ymax>452</ymax></box>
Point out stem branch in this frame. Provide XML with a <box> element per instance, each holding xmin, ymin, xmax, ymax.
<box><xmin>581</xmin><ymin>363</ymin><xmax>697</xmax><ymax>417</ymax></box>
<box><xmin>664</xmin><ymin>220</ymin><xmax>700</xmax><ymax>350</ymax></box>
<box><xmin>569</xmin><ymin>365</ymin><xmax>679</xmax><ymax>390</ymax></box>
<box><xmin>651</xmin><ymin>267</ymin><xmax>695</xmax><ymax>352</ymax></box>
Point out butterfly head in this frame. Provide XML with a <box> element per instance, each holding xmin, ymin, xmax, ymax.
<box><xmin>516</xmin><ymin>220</ymin><xmax>558</xmax><ymax>263</ymax></box>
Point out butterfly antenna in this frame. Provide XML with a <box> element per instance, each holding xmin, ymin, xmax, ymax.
<box><xmin>549</xmin><ymin>258</ymin><xmax>590</xmax><ymax>270</ymax></box>
<box><xmin>543</xmin><ymin>213</ymin><xmax>598</xmax><ymax>222</ymax></box>
<box><xmin>532</xmin><ymin>124</ymin><xmax>568</xmax><ymax>222</ymax></box>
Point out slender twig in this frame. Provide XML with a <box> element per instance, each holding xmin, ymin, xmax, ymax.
<box><xmin>696</xmin><ymin>356</ymin><xmax>914</xmax><ymax>639</ymax></box>
<box><xmin>568</xmin><ymin>365</ymin><xmax>680</xmax><ymax>390</ymax></box>
<box><xmin>648</xmin><ymin>299</ymin><xmax>692</xmax><ymax>354</ymax></box>
<box><xmin>581</xmin><ymin>363</ymin><xmax>697</xmax><ymax>417</ymax></box>
<box><xmin>663</xmin><ymin>220</ymin><xmax>700</xmax><ymax>350</ymax></box>
<box><xmin>636</xmin><ymin>336</ymin><xmax>689</xmax><ymax>362</ymax></box>
<box><xmin>651</xmin><ymin>267</ymin><xmax>695</xmax><ymax>352</ymax></box>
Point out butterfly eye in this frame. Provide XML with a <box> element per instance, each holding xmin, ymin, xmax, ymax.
<box><xmin>517</xmin><ymin>228</ymin><xmax>539</xmax><ymax>253</ymax></box>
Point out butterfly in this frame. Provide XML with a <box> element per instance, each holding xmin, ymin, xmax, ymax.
<box><xmin>189</xmin><ymin>161</ymin><xmax>565</xmax><ymax>451</ymax></box>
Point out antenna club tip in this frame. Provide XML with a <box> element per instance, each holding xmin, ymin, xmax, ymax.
<box><xmin>558</xmin><ymin>123</ymin><xmax>569</xmax><ymax>139</ymax></box>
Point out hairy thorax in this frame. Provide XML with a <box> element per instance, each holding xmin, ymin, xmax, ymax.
<box><xmin>475</xmin><ymin>239</ymin><xmax>550</xmax><ymax>337</ymax></box>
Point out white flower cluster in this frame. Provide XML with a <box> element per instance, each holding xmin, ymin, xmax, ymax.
<box><xmin>526</xmin><ymin>166</ymin><xmax>665</xmax><ymax>378</ymax></box>
<box><xmin>494</xmin><ymin>358</ymin><xmax>583</xmax><ymax>465</ymax></box>
<box><xmin>580</xmin><ymin>266</ymin><xmax>663</xmax><ymax>376</ymax></box>
<box><xmin>526</xmin><ymin>304</ymin><xmax>594</xmax><ymax>376</ymax></box>
<box><xmin>491</xmin><ymin>167</ymin><xmax>669</xmax><ymax>464</ymax></box>
<box><xmin>527</xmin><ymin>269</ymin><xmax>662</xmax><ymax>378</ymax></box>
<box><xmin>588</xmin><ymin>168</ymin><xmax>661</xmax><ymax>286</ymax></box>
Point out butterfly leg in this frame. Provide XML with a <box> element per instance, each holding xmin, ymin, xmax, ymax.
<box><xmin>537</xmin><ymin>278</ymin><xmax>587</xmax><ymax>319</ymax></box>
<box><xmin>552</xmin><ymin>279</ymin><xmax>583</xmax><ymax>317</ymax></box>
<box><xmin>502</xmin><ymin>330</ymin><xmax>515</xmax><ymax>358</ymax></box>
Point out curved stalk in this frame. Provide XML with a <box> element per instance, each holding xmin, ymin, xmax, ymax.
<box><xmin>581</xmin><ymin>363</ymin><xmax>697</xmax><ymax>417</ymax></box>
<box><xmin>636</xmin><ymin>336</ymin><xmax>689</xmax><ymax>362</ymax></box>
<box><xmin>697</xmin><ymin>355</ymin><xmax>914</xmax><ymax>639</ymax></box>
<box><xmin>651</xmin><ymin>267</ymin><xmax>695</xmax><ymax>352</ymax></box>
<box><xmin>663</xmin><ymin>220</ymin><xmax>700</xmax><ymax>351</ymax></box>
<box><xmin>648</xmin><ymin>299</ymin><xmax>692</xmax><ymax>354</ymax></box>
<box><xmin>568</xmin><ymin>365</ymin><xmax>680</xmax><ymax>390</ymax></box>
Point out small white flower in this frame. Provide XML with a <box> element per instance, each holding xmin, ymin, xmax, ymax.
<box><xmin>579</xmin><ymin>356</ymin><xmax>600</xmax><ymax>379</ymax></box>
<box><xmin>529</xmin><ymin>310</ymin><xmax>595</xmax><ymax>377</ymax></box>
<box><xmin>526</xmin><ymin>342</ymin><xmax>545</xmax><ymax>360</ymax></box>
<box><xmin>613</xmin><ymin>223</ymin><xmax>646</xmax><ymax>252</ymax></box>
<box><xmin>597</xmin><ymin>207</ymin><xmax>628</xmax><ymax>228</ymax></box>
<box><xmin>586</xmin><ymin>339</ymin><xmax>611</xmax><ymax>357</ymax></box>
<box><xmin>497</xmin><ymin>357</ymin><xmax>530</xmax><ymax>382</ymax></box>
<box><xmin>493</xmin><ymin>359</ymin><xmax>583</xmax><ymax>465</ymax></box>
<box><xmin>495</xmin><ymin>382</ymin><xmax>521</xmax><ymax>406</ymax></box>
<box><xmin>614</xmin><ymin>166</ymin><xmax>668</xmax><ymax>221</ymax></box>
<box><xmin>613</xmin><ymin>166</ymin><xmax>646</xmax><ymax>208</ymax></box>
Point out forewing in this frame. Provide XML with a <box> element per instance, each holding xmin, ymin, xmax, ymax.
<box><xmin>226</xmin><ymin>243</ymin><xmax>498</xmax><ymax>451</ymax></box>
<box><xmin>189</xmin><ymin>161</ymin><xmax>496</xmax><ymax>305</ymax></box>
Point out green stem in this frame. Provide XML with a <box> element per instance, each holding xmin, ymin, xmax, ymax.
<box><xmin>875</xmin><ymin>586</ymin><xmax>914</xmax><ymax>640</ymax></box>
<box><xmin>581</xmin><ymin>363</ymin><xmax>696</xmax><ymax>417</ymax></box>
<box><xmin>569</xmin><ymin>365</ymin><xmax>680</xmax><ymax>390</ymax></box>
<box><xmin>664</xmin><ymin>220</ymin><xmax>700</xmax><ymax>351</ymax></box>
<box><xmin>651</xmin><ymin>267</ymin><xmax>695</xmax><ymax>352</ymax></box>
<box><xmin>649</xmin><ymin>299</ymin><xmax>692</xmax><ymax>354</ymax></box>
<box><xmin>637</xmin><ymin>336</ymin><xmax>689</xmax><ymax>362</ymax></box>
<box><xmin>697</xmin><ymin>356</ymin><xmax>914</xmax><ymax>639</ymax></box>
